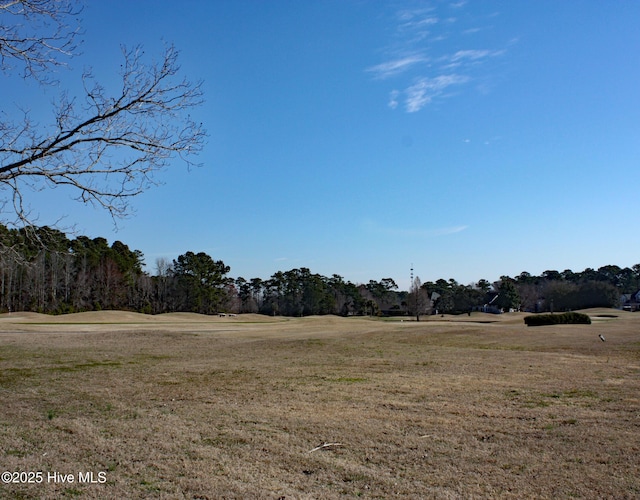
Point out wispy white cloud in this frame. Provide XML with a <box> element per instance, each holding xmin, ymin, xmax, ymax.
<box><xmin>439</xmin><ymin>48</ymin><xmax>505</xmax><ymax>70</ymax></box>
<box><xmin>405</xmin><ymin>74</ymin><xmax>468</xmax><ymax>112</ymax></box>
<box><xmin>432</xmin><ymin>225</ymin><xmax>469</xmax><ymax>236</ymax></box>
<box><xmin>367</xmin><ymin>2</ymin><xmax>510</xmax><ymax>113</ymax></box>
<box><xmin>463</xmin><ymin>27</ymin><xmax>484</xmax><ymax>35</ymax></box>
<box><xmin>364</xmin><ymin>219</ymin><xmax>469</xmax><ymax>238</ymax></box>
<box><xmin>395</xmin><ymin>8</ymin><xmax>440</xmax><ymax>44</ymax></box>
<box><xmin>450</xmin><ymin>49</ymin><xmax>505</xmax><ymax>62</ymax></box>
<box><xmin>366</xmin><ymin>54</ymin><xmax>428</xmax><ymax>79</ymax></box>
<box><xmin>399</xmin><ymin>15</ymin><xmax>439</xmax><ymax>32</ymax></box>
<box><xmin>388</xmin><ymin>90</ymin><xmax>399</xmax><ymax>109</ymax></box>
<box><xmin>396</xmin><ymin>7</ymin><xmax>437</xmax><ymax>23</ymax></box>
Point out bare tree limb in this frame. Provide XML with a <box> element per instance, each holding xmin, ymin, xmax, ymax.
<box><xmin>0</xmin><ymin>0</ymin><xmax>81</xmax><ymax>81</ymax></box>
<box><xmin>0</xmin><ymin>43</ymin><xmax>206</xmax><ymax>226</ymax></box>
<box><xmin>308</xmin><ymin>442</ymin><xmax>344</xmax><ymax>453</ymax></box>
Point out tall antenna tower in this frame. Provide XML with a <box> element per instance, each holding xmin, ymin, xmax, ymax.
<box><xmin>410</xmin><ymin>263</ymin><xmax>414</xmax><ymax>287</ymax></box>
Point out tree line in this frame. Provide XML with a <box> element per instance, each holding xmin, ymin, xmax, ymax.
<box><xmin>1</xmin><ymin>224</ymin><xmax>638</xmax><ymax>316</ymax></box>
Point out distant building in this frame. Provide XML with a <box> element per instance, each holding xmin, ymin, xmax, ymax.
<box><xmin>621</xmin><ymin>290</ymin><xmax>640</xmax><ymax>311</ymax></box>
<box><xmin>474</xmin><ymin>292</ymin><xmax>502</xmax><ymax>314</ymax></box>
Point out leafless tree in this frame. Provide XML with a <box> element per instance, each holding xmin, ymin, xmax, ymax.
<box><xmin>407</xmin><ymin>276</ymin><xmax>430</xmax><ymax>321</ymax></box>
<box><xmin>0</xmin><ymin>1</ymin><xmax>206</xmax><ymax>227</ymax></box>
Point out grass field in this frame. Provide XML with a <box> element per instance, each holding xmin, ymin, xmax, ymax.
<box><xmin>1</xmin><ymin>309</ymin><xmax>639</xmax><ymax>499</ymax></box>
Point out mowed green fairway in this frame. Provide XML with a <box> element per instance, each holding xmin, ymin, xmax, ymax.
<box><xmin>1</xmin><ymin>310</ymin><xmax>639</xmax><ymax>499</ymax></box>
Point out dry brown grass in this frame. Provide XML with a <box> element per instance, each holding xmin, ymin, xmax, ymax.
<box><xmin>1</xmin><ymin>310</ymin><xmax>639</xmax><ymax>499</ymax></box>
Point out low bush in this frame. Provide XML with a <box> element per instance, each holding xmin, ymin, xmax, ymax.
<box><xmin>524</xmin><ymin>312</ymin><xmax>591</xmax><ymax>327</ymax></box>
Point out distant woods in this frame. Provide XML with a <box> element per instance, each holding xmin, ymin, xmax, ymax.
<box><xmin>0</xmin><ymin>224</ymin><xmax>638</xmax><ymax>316</ymax></box>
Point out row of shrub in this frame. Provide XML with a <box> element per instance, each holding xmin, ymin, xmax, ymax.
<box><xmin>524</xmin><ymin>312</ymin><xmax>591</xmax><ymax>327</ymax></box>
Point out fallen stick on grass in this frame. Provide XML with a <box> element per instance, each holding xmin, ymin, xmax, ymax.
<box><xmin>308</xmin><ymin>442</ymin><xmax>344</xmax><ymax>453</ymax></box>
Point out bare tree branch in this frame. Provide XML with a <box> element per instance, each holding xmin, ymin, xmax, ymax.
<box><xmin>0</xmin><ymin>2</ymin><xmax>206</xmax><ymax>230</ymax></box>
<box><xmin>0</xmin><ymin>0</ymin><xmax>81</xmax><ymax>81</ymax></box>
<box><xmin>308</xmin><ymin>442</ymin><xmax>344</xmax><ymax>453</ymax></box>
<box><xmin>0</xmin><ymin>44</ymin><xmax>206</xmax><ymax>225</ymax></box>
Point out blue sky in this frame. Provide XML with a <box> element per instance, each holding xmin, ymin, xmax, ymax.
<box><xmin>4</xmin><ymin>1</ymin><xmax>640</xmax><ymax>289</ymax></box>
